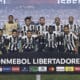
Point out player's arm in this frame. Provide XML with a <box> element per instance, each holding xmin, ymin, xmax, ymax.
<box><xmin>3</xmin><ymin>24</ymin><xmax>6</xmax><ymax>34</ymax></box>
<box><xmin>4</xmin><ymin>36</ymin><xmax>10</xmax><ymax>52</ymax></box>
<box><xmin>73</xmin><ymin>33</ymin><xmax>79</xmax><ymax>53</ymax></box>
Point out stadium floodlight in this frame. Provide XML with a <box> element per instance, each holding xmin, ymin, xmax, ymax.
<box><xmin>0</xmin><ymin>0</ymin><xmax>6</xmax><ymax>4</ymax></box>
<box><xmin>3</xmin><ymin>0</ymin><xmax>6</xmax><ymax>4</ymax></box>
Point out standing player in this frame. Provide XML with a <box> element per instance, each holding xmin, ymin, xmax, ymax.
<box><xmin>21</xmin><ymin>17</ymin><xmax>35</xmax><ymax>36</ymax></box>
<box><xmin>36</xmin><ymin>17</ymin><xmax>48</xmax><ymax>35</ymax></box>
<box><xmin>64</xmin><ymin>25</ymin><xmax>78</xmax><ymax>54</ymax></box>
<box><xmin>53</xmin><ymin>17</ymin><xmax>63</xmax><ymax>32</ymax></box>
<box><xmin>3</xmin><ymin>15</ymin><xmax>18</xmax><ymax>36</ymax></box>
<box><xmin>7</xmin><ymin>29</ymin><xmax>21</xmax><ymax>54</ymax></box>
<box><xmin>68</xmin><ymin>16</ymin><xmax>78</xmax><ymax>35</ymax></box>
<box><xmin>53</xmin><ymin>17</ymin><xmax>64</xmax><ymax>54</ymax></box>
<box><xmin>15</xmin><ymin>18</ymin><xmax>21</xmax><ymax>32</ymax></box>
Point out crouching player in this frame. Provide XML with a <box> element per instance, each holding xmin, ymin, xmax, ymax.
<box><xmin>0</xmin><ymin>29</ymin><xmax>8</xmax><ymax>54</ymax></box>
<box><xmin>22</xmin><ymin>30</ymin><xmax>35</xmax><ymax>54</ymax></box>
<box><xmin>43</xmin><ymin>26</ymin><xmax>58</xmax><ymax>56</ymax></box>
<box><xmin>7</xmin><ymin>29</ymin><xmax>21</xmax><ymax>54</ymax></box>
<box><xmin>64</xmin><ymin>25</ymin><xmax>78</xmax><ymax>54</ymax></box>
<box><xmin>35</xmin><ymin>34</ymin><xmax>47</xmax><ymax>53</ymax></box>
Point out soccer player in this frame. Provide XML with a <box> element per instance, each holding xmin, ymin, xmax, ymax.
<box><xmin>15</xmin><ymin>18</ymin><xmax>21</xmax><ymax>31</ymax></box>
<box><xmin>21</xmin><ymin>17</ymin><xmax>35</xmax><ymax>36</ymax></box>
<box><xmin>0</xmin><ymin>29</ymin><xmax>8</xmax><ymax>54</ymax></box>
<box><xmin>56</xmin><ymin>33</ymin><xmax>64</xmax><ymax>54</ymax></box>
<box><xmin>43</xmin><ymin>26</ymin><xmax>58</xmax><ymax>55</ymax></box>
<box><xmin>3</xmin><ymin>15</ymin><xmax>18</xmax><ymax>36</ymax></box>
<box><xmin>36</xmin><ymin>17</ymin><xmax>48</xmax><ymax>35</ymax></box>
<box><xmin>53</xmin><ymin>17</ymin><xmax>64</xmax><ymax>54</ymax></box>
<box><xmin>7</xmin><ymin>29</ymin><xmax>21</xmax><ymax>54</ymax></box>
<box><xmin>22</xmin><ymin>30</ymin><xmax>35</xmax><ymax>53</ymax></box>
<box><xmin>35</xmin><ymin>33</ymin><xmax>47</xmax><ymax>53</ymax></box>
<box><xmin>64</xmin><ymin>25</ymin><xmax>78</xmax><ymax>54</ymax></box>
<box><xmin>68</xmin><ymin>16</ymin><xmax>78</xmax><ymax>35</ymax></box>
<box><xmin>53</xmin><ymin>17</ymin><xmax>63</xmax><ymax>32</ymax></box>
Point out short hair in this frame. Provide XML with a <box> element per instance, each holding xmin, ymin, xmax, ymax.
<box><xmin>55</xmin><ymin>17</ymin><xmax>60</xmax><ymax>20</ymax></box>
<box><xmin>12</xmin><ymin>29</ymin><xmax>17</xmax><ymax>33</ymax></box>
<box><xmin>69</xmin><ymin>16</ymin><xmax>74</xmax><ymax>19</ymax></box>
<box><xmin>0</xmin><ymin>29</ymin><xmax>3</xmax><ymax>33</ymax></box>
<box><xmin>27</xmin><ymin>30</ymin><xmax>32</xmax><ymax>33</ymax></box>
<box><xmin>64</xmin><ymin>25</ymin><xmax>69</xmax><ymax>29</ymax></box>
<box><xmin>24</xmin><ymin>17</ymin><xmax>31</xmax><ymax>21</ymax></box>
<box><xmin>39</xmin><ymin>17</ymin><xmax>45</xmax><ymax>20</ymax></box>
<box><xmin>8</xmin><ymin>15</ymin><xmax>13</xmax><ymax>18</ymax></box>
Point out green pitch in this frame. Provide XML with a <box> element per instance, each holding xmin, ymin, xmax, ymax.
<box><xmin>42</xmin><ymin>75</ymin><xmax>80</xmax><ymax>80</ymax></box>
<box><xmin>0</xmin><ymin>75</ymin><xmax>80</xmax><ymax>80</ymax></box>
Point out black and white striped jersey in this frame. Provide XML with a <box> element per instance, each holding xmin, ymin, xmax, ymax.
<box><xmin>64</xmin><ymin>32</ymin><xmax>78</xmax><ymax>51</ymax></box>
<box><xmin>68</xmin><ymin>24</ymin><xmax>78</xmax><ymax>35</ymax></box>
<box><xmin>56</xmin><ymin>33</ymin><xmax>64</xmax><ymax>46</ymax></box>
<box><xmin>43</xmin><ymin>31</ymin><xmax>58</xmax><ymax>48</ymax></box>
<box><xmin>36</xmin><ymin>24</ymin><xmax>48</xmax><ymax>35</ymax></box>
<box><xmin>52</xmin><ymin>24</ymin><xmax>64</xmax><ymax>32</ymax></box>
<box><xmin>21</xmin><ymin>24</ymin><xmax>35</xmax><ymax>36</ymax></box>
<box><xmin>7</xmin><ymin>36</ymin><xmax>21</xmax><ymax>51</ymax></box>
<box><xmin>22</xmin><ymin>36</ymin><xmax>35</xmax><ymax>50</ymax></box>
<box><xmin>50</xmin><ymin>24</ymin><xmax>64</xmax><ymax>46</ymax></box>
<box><xmin>0</xmin><ymin>36</ymin><xmax>7</xmax><ymax>49</ymax></box>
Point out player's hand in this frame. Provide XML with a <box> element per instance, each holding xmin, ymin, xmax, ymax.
<box><xmin>74</xmin><ymin>48</ymin><xmax>78</xmax><ymax>54</ymax></box>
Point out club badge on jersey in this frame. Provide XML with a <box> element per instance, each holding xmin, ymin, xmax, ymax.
<box><xmin>64</xmin><ymin>32</ymin><xmax>78</xmax><ymax>53</ymax></box>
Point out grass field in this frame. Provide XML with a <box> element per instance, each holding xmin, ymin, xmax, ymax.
<box><xmin>0</xmin><ymin>75</ymin><xmax>80</xmax><ymax>80</ymax></box>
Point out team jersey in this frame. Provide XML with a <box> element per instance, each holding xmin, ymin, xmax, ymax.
<box><xmin>43</xmin><ymin>31</ymin><xmax>58</xmax><ymax>48</ymax></box>
<box><xmin>53</xmin><ymin>24</ymin><xmax>64</xmax><ymax>32</ymax></box>
<box><xmin>35</xmin><ymin>35</ymin><xmax>47</xmax><ymax>51</ymax></box>
<box><xmin>0</xmin><ymin>35</ymin><xmax>7</xmax><ymax>49</ymax></box>
<box><xmin>21</xmin><ymin>24</ymin><xmax>35</xmax><ymax>36</ymax></box>
<box><xmin>3</xmin><ymin>22</ymin><xmax>18</xmax><ymax>36</ymax></box>
<box><xmin>56</xmin><ymin>33</ymin><xmax>64</xmax><ymax>46</ymax></box>
<box><xmin>7</xmin><ymin>36</ymin><xmax>21</xmax><ymax>51</ymax></box>
<box><xmin>36</xmin><ymin>24</ymin><xmax>48</xmax><ymax>35</ymax></box>
<box><xmin>64</xmin><ymin>32</ymin><xmax>78</xmax><ymax>51</ymax></box>
<box><xmin>22</xmin><ymin>36</ymin><xmax>35</xmax><ymax>50</ymax></box>
<box><xmin>68</xmin><ymin>24</ymin><xmax>78</xmax><ymax>35</ymax></box>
